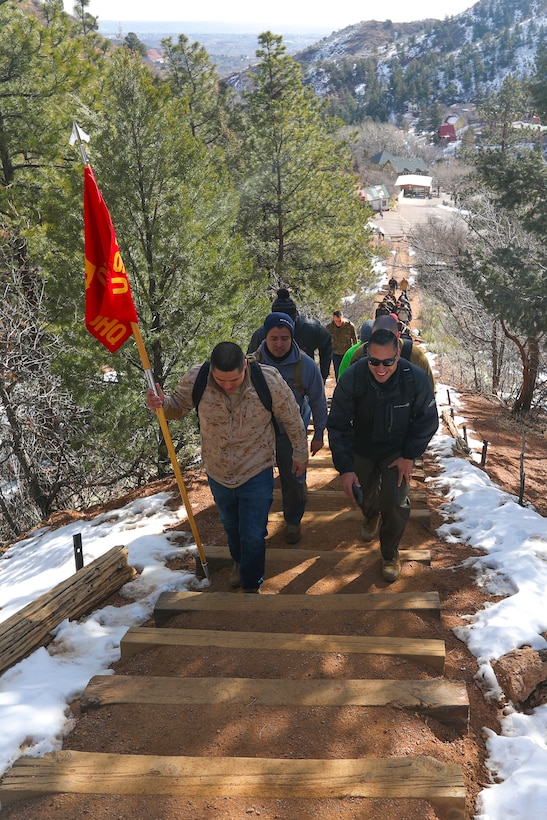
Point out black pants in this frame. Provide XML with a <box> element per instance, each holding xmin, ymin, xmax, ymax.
<box><xmin>353</xmin><ymin>453</ymin><xmax>411</xmax><ymax>560</ymax></box>
<box><xmin>276</xmin><ymin>432</ymin><xmax>307</xmax><ymax>526</ymax></box>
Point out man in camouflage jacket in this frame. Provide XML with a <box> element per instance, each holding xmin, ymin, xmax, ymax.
<box><xmin>326</xmin><ymin>310</ymin><xmax>357</xmax><ymax>381</ymax></box>
<box><xmin>146</xmin><ymin>342</ymin><xmax>307</xmax><ymax>592</ymax></box>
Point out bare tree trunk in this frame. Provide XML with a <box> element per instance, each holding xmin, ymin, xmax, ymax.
<box><xmin>491</xmin><ymin>320</ymin><xmax>505</xmax><ymax>394</ymax></box>
<box><xmin>518</xmin><ymin>424</ymin><xmax>526</xmax><ymax>507</ymax></box>
<box><xmin>0</xmin><ymin>227</ymin><xmax>88</xmax><ymax>539</ymax></box>
<box><xmin>502</xmin><ymin>321</ymin><xmax>540</xmax><ymax>414</ymax></box>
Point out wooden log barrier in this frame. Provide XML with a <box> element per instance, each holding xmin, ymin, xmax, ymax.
<box><xmin>441</xmin><ymin>409</ymin><xmax>471</xmax><ymax>455</ymax></box>
<box><xmin>0</xmin><ymin>545</ymin><xmax>136</xmax><ymax>676</ymax></box>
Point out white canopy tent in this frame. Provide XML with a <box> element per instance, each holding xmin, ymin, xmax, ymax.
<box><xmin>395</xmin><ymin>174</ymin><xmax>433</xmax><ymax>195</ymax></box>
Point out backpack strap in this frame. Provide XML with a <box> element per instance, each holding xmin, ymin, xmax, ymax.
<box><xmin>399</xmin><ymin>361</ymin><xmax>416</xmax><ymax>402</ymax></box>
<box><xmin>248</xmin><ymin>360</ymin><xmax>273</xmax><ymax>413</ymax></box>
<box><xmin>350</xmin><ymin>343</ymin><xmax>366</xmax><ymax>366</ymax></box>
<box><xmin>248</xmin><ymin>361</ymin><xmax>280</xmax><ymax>434</ymax></box>
<box><xmin>400</xmin><ymin>336</ymin><xmax>413</xmax><ymax>361</ymax></box>
<box><xmin>252</xmin><ymin>347</ymin><xmax>305</xmax><ymax>403</ymax></box>
<box><xmin>193</xmin><ymin>358</ymin><xmax>279</xmax><ymax>433</ymax></box>
<box><xmin>191</xmin><ymin>361</ymin><xmax>210</xmax><ymax>411</ymax></box>
<box><xmin>289</xmin><ymin>351</ymin><xmax>305</xmax><ymax>397</ymax></box>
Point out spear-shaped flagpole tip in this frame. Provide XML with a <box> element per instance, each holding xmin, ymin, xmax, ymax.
<box><xmin>69</xmin><ymin>120</ymin><xmax>91</xmax><ymax>164</ymax></box>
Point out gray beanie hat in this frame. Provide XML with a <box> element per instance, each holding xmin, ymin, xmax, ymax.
<box><xmin>360</xmin><ymin>319</ymin><xmax>374</xmax><ymax>342</ymax></box>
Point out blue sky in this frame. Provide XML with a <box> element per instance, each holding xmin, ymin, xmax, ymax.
<box><xmin>66</xmin><ymin>0</ymin><xmax>477</xmax><ymax>29</ymax></box>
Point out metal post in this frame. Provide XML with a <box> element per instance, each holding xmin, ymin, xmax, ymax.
<box><xmin>73</xmin><ymin>532</ymin><xmax>84</xmax><ymax>571</ymax></box>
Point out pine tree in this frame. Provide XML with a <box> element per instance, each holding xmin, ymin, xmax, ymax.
<box><xmin>74</xmin><ymin>50</ymin><xmax>255</xmax><ymax>475</ymax></box>
<box><xmin>0</xmin><ymin>3</ymin><xmax>101</xmax><ymax>537</ymax></box>
<box><xmin>72</xmin><ymin>0</ymin><xmax>98</xmax><ymax>35</ymax></box>
<box><xmin>529</xmin><ymin>41</ymin><xmax>547</xmax><ymax>119</ymax></box>
<box><xmin>456</xmin><ymin>81</ymin><xmax>546</xmax><ymax>414</ymax></box>
<box><xmin>235</xmin><ymin>32</ymin><xmax>372</xmax><ymax>306</ymax></box>
<box><xmin>162</xmin><ymin>34</ymin><xmax>237</xmax><ymax>150</ymax></box>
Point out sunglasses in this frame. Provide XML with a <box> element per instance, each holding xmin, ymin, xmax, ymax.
<box><xmin>368</xmin><ymin>356</ymin><xmax>397</xmax><ymax>367</ymax></box>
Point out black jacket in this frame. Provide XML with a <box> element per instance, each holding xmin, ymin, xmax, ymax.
<box><xmin>327</xmin><ymin>356</ymin><xmax>439</xmax><ymax>473</ymax></box>
<box><xmin>248</xmin><ymin>315</ymin><xmax>333</xmax><ymax>380</ymax></box>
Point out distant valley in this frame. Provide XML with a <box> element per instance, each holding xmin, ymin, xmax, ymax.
<box><xmin>98</xmin><ymin>20</ymin><xmax>332</xmax><ymax>75</ymax></box>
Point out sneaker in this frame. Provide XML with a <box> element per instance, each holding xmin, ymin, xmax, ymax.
<box><xmin>242</xmin><ymin>588</ymin><xmax>259</xmax><ymax>594</ymax></box>
<box><xmin>229</xmin><ymin>561</ymin><xmax>241</xmax><ymax>589</ymax></box>
<box><xmin>381</xmin><ymin>556</ymin><xmax>401</xmax><ymax>582</ymax></box>
<box><xmin>360</xmin><ymin>514</ymin><xmax>380</xmax><ymax>542</ymax></box>
<box><xmin>285</xmin><ymin>524</ymin><xmax>301</xmax><ymax>544</ymax></box>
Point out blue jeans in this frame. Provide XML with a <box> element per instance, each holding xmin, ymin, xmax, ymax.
<box><xmin>207</xmin><ymin>468</ymin><xmax>274</xmax><ymax>590</ymax></box>
<box><xmin>332</xmin><ymin>353</ymin><xmax>343</xmax><ymax>380</ymax></box>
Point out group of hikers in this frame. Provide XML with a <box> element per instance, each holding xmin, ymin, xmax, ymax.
<box><xmin>378</xmin><ymin>276</ymin><xmax>413</xmax><ymax>327</ymax></box>
<box><xmin>146</xmin><ymin>286</ymin><xmax>439</xmax><ymax>592</ymax></box>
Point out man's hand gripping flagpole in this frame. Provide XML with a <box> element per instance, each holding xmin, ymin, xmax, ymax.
<box><xmin>132</xmin><ymin>328</ymin><xmax>210</xmax><ymax>582</ymax></box>
<box><xmin>71</xmin><ymin>121</ymin><xmax>210</xmax><ymax>581</ymax></box>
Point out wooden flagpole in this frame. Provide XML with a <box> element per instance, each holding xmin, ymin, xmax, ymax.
<box><xmin>71</xmin><ymin>121</ymin><xmax>209</xmax><ymax>580</ymax></box>
<box><xmin>131</xmin><ymin>323</ymin><xmax>210</xmax><ymax>580</ymax></box>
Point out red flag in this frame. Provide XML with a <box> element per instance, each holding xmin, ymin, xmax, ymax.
<box><xmin>83</xmin><ymin>165</ymin><xmax>138</xmax><ymax>353</ymax></box>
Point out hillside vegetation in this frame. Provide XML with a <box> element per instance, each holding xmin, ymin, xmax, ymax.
<box><xmin>294</xmin><ymin>0</ymin><xmax>546</xmax><ymax>123</ymax></box>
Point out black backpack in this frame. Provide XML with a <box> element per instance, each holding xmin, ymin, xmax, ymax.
<box><xmin>400</xmin><ymin>336</ymin><xmax>413</xmax><ymax>361</ymax></box>
<box><xmin>191</xmin><ymin>360</ymin><xmax>279</xmax><ymax>433</ymax></box>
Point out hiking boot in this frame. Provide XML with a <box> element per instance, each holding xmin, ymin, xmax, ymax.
<box><xmin>242</xmin><ymin>588</ymin><xmax>259</xmax><ymax>594</ymax></box>
<box><xmin>229</xmin><ymin>561</ymin><xmax>241</xmax><ymax>589</ymax></box>
<box><xmin>360</xmin><ymin>514</ymin><xmax>380</xmax><ymax>542</ymax></box>
<box><xmin>381</xmin><ymin>556</ymin><xmax>401</xmax><ymax>583</ymax></box>
<box><xmin>285</xmin><ymin>524</ymin><xmax>301</xmax><ymax>544</ymax></box>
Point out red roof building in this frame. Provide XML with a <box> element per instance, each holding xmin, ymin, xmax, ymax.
<box><xmin>438</xmin><ymin>123</ymin><xmax>457</xmax><ymax>142</ymax></box>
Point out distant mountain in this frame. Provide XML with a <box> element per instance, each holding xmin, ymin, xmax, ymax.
<box><xmin>225</xmin><ymin>0</ymin><xmax>546</xmax><ymax>122</ymax></box>
<box><xmin>297</xmin><ymin>19</ymin><xmax>431</xmax><ymax>64</ymax></box>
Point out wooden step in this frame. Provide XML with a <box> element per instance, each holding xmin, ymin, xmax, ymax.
<box><xmin>306</xmin><ymin>456</ymin><xmax>425</xmax><ymax>477</ymax></box>
<box><xmin>154</xmin><ymin>590</ymin><xmax>441</xmax><ymax>626</ymax></box>
<box><xmin>0</xmin><ymin>750</ymin><xmax>465</xmax><ymax>818</ymax></box>
<box><xmin>81</xmin><ymin>675</ymin><xmax>469</xmax><ymax>733</ymax></box>
<box><xmin>269</xmin><ymin>508</ymin><xmax>430</xmax><ymax>525</ymax></box>
<box><xmin>203</xmin><ymin>544</ymin><xmax>430</xmax><ymax>562</ymax></box>
<box><xmin>119</xmin><ymin>627</ymin><xmax>446</xmax><ymax>672</ymax></box>
<box><xmin>194</xmin><ymin>544</ymin><xmax>431</xmax><ymax>578</ymax></box>
<box><xmin>273</xmin><ymin>488</ymin><xmax>428</xmax><ymax>502</ymax></box>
